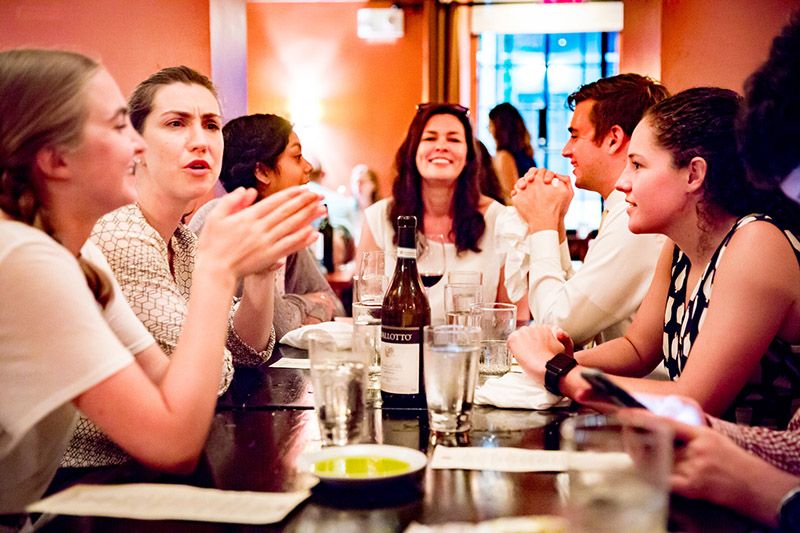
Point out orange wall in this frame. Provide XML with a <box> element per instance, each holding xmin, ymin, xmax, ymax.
<box><xmin>660</xmin><ymin>0</ymin><xmax>797</xmax><ymax>92</ymax></box>
<box><xmin>0</xmin><ymin>0</ymin><xmax>211</xmax><ymax>97</ymax></box>
<box><xmin>247</xmin><ymin>2</ymin><xmax>424</xmax><ymax>196</ymax></box>
<box><xmin>619</xmin><ymin>0</ymin><xmax>662</xmax><ymax>80</ymax></box>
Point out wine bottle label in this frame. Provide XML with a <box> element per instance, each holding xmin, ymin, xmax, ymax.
<box><xmin>396</xmin><ymin>246</ymin><xmax>416</xmax><ymax>259</ymax></box>
<box><xmin>380</xmin><ymin>325</ymin><xmax>421</xmax><ymax>394</ymax></box>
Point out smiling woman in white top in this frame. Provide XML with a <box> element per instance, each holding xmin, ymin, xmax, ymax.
<box><xmin>357</xmin><ymin>103</ymin><xmax>526</xmax><ymax>323</ymax></box>
<box><xmin>0</xmin><ymin>49</ymin><xmax>322</xmax><ymax>516</ymax></box>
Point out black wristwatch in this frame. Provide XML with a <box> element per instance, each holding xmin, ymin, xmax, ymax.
<box><xmin>778</xmin><ymin>485</ymin><xmax>800</xmax><ymax>532</ymax></box>
<box><xmin>544</xmin><ymin>353</ymin><xmax>577</xmax><ymax>396</ymax></box>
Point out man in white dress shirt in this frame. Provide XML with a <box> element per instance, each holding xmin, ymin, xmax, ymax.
<box><xmin>511</xmin><ymin>74</ymin><xmax>669</xmax><ymax>347</ymax></box>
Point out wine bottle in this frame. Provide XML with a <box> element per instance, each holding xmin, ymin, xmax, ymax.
<box><xmin>318</xmin><ymin>205</ymin><xmax>335</xmax><ymax>273</ymax></box>
<box><xmin>380</xmin><ymin>215</ymin><xmax>431</xmax><ymax>408</ymax></box>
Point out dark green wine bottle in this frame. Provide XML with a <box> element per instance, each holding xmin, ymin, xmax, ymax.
<box><xmin>380</xmin><ymin>216</ymin><xmax>431</xmax><ymax>408</ymax></box>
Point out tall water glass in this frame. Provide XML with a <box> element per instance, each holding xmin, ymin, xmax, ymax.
<box><xmin>351</xmin><ymin>302</ymin><xmax>382</xmax><ymax>406</ymax></box>
<box><xmin>471</xmin><ymin>302</ymin><xmax>516</xmax><ymax>376</ymax></box>
<box><xmin>444</xmin><ymin>283</ymin><xmax>483</xmax><ymax>326</ymax></box>
<box><xmin>447</xmin><ymin>271</ymin><xmax>483</xmax><ymax>286</ymax></box>
<box><xmin>561</xmin><ymin>413</ymin><xmax>673</xmax><ymax>533</ymax></box>
<box><xmin>308</xmin><ymin>330</ymin><xmax>369</xmax><ymax>446</ymax></box>
<box><xmin>423</xmin><ymin>325</ymin><xmax>481</xmax><ymax>433</ymax></box>
<box><xmin>355</xmin><ymin>250</ymin><xmax>387</xmax><ymax>305</ymax></box>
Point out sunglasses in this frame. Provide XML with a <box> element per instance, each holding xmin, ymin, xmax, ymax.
<box><xmin>416</xmin><ymin>102</ymin><xmax>470</xmax><ymax>117</ymax></box>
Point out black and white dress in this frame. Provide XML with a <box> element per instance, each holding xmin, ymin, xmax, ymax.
<box><xmin>663</xmin><ymin>214</ymin><xmax>800</xmax><ymax>429</ymax></box>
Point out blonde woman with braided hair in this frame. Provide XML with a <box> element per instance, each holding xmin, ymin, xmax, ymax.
<box><xmin>0</xmin><ymin>49</ymin><xmax>323</xmax><ymax>519</ymax></box>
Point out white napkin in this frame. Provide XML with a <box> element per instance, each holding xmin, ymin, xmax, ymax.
<box><xmin>278</xmin><ymin>321</ymin><xmax>353</xmax><ymax>349</ymax></box>
<box><xmin>494</xmin><ymin>207</ymin><xmax>530</xmax><ymax>302</ymax></box>
<box><xmin>474</xmin><ymin>372</ymin><xmax>567</xmax><ymax>410</ymax></box>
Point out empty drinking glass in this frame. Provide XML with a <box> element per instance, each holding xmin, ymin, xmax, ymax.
<box><xmin>423</xmin><ymin>325</ymin><xmax>481</xmax><ymax>433</ymax></box>
<box><xmin>352</xmin><ymin>302</ymin><xmax>382</xmax><ymax>406</ymax></box>
<box><xmin>445</xmin><ymin>283</ymin><xmax>483</xmax><ymax>326</ymax></box>
<box><xmin>355</xmin><ymin>250</ymin><xmax>388</xmax><ymax>305</ymax></box>
<box><xmin>447</xmin><ymin>271</ymin><xmax>483</xmax><ymax>286</ymax></box>
<box><xmin>471</xmin><ymin>302</ymin><xmax>516</xmax><ymax>376</ymax></box>
<box><xmin>308</xmin><ymin>330</ymin><xmax>369</xmax><ymax>446</ymax></box>
<box><xmin>561</xmin><ymin>413</ymin><xmax>673</xmax><ymax>533</ymax></box>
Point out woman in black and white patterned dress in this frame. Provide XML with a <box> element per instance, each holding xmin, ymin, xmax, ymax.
<box><xmin>510</xmin><ymin>87</ymin><xmax>800</xmax><ymax>430</ymax></box>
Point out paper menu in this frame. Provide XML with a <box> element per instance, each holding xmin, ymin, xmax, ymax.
<box><xmin>430</xmin><ymin>447</ymin><xmax>633</xmax><ymax>473</ymax></box>
<box><xmin>27</xmin><ymin>483</ymin><xmax>311</xmax><ymax>525</ymax></box>
<box><xmin>270</xmin><ymin>357</ymin><xmax>310</xmax><ymax>369</ymax></box>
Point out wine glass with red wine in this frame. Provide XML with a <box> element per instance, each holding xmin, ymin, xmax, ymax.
<box><xmin>417</xmin><ymin>234</ymin><xmax>446</xmax><ymax>288</ymax></box>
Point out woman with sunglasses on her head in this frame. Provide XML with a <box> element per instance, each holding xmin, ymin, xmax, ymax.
<box><xmin>357</xmin><ymin>103</ymin><xmax>526</xmax><ymax>322</ymax></box>
<box><xmin>189</xmin><ymin>113</ymin><xmax>345</xmax><ymax>339</ymax></box>
<box><xmin>509</xmin><ymin>87</ymin><xmax>800</xmax><ymax>429</ymax></box>
<box><xmin>59</xmin><ymin>67</ymin><xmax>325</xmax><ymax>469</ymax></box>
<box><xmin>0</xmin><ymin>49</ymin><xmax>321</xmax><ymax>517</ymax></box>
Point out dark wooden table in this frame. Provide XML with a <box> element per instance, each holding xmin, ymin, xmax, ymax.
<box><xmin>39</xmin><ymin>345</ymin><xmax>767</xmax><ymax>532</ymax></box>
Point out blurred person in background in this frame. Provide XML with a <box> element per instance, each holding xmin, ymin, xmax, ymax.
<box><xmin>475</xmin><ymin>140</ymin><xmax>506</xmax><ymax>205</ymax></box>
<box><xmin>348</xmin><ymin>163</ymin><xmax>380</xmax><ymax>240</ymax></box>
<box><xmin>488</xmin><ymin>102</ymin><xmax>536</xmax><ymax>200</ymax></box>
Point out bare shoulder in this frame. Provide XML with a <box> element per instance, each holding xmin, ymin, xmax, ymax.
<box><xmin>720</xmin><ymin>219</ymin><xmax>800</xmax><ymax>286</ymax></box>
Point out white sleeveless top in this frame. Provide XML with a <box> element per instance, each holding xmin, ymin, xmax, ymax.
<box><xmin>363</xmin><ymin>198</ymin><xmax>507</xmax><ymax>323</ymax></box>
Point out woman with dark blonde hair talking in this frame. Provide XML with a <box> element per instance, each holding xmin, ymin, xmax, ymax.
<box><xmin>0</xmin><ymin>49</ymin><xmax>321</xmax><ymax>518</ymax></box>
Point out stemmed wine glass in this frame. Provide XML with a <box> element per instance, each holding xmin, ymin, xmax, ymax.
<box><xmin>417</xmin><ymin>234</ymin><xmax>446</xmax><ymax>289</ymax></box>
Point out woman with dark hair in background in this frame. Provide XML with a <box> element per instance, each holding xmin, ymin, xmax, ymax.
<box><xmin>488</xmin><ymin>102</ymin><xmax>536</xmax><ymax>199</ymax></box>
<box><xmin>358</xmin><ymin>103</ymin><xmax>525</xmax><ymax>322</ymax></box>
<box><xmin>190</xmin><ymin>113</ymin><xmax>344</xmax><ymax>339</ymax></box>
<box><xmin>475</xmin><ymin>139</ymin><xmax>506</xmax><ymax>205</ymax></box>
<box><xmin>510</xmin><ymin>87</ymin><xmax>800</xmax><ymax>429</ymax></box>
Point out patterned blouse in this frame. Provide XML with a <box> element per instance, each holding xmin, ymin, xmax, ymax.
<box><xmin>663</xmin><ymin>214</ymin><xmax>800</xmax><ymax>429</ymax></box>
<box><xmin>711</xmin><ymin>409</ymin><xmax>800</xmax><ymax>475</ymax></box>
<box><xmin>61</xmin><ymin>204</ymin><xmax>275</xmax><ymax>467</ymax></box>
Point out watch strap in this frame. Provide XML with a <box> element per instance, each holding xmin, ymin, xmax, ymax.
<box><xmin>544</xmin><ymin>353</ymin><xmax>577</xmax><ymax>396</ymax></box>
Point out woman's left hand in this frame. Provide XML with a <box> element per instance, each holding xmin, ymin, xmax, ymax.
<box><xmin>508</xmin><ymin>325</ymin><xmax>567</xmax><ymax>383</ymax></box>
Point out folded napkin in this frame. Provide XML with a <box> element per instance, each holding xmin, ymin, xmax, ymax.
<box><xmin>474</xmin><ymin>372</ymin><xmax>567</xmax><ymax>410</ymax></box>
<box><xmin>494</xmin><ymin>207</ymin><xmax>531</xmax><ymax>302</ymax></box>
<box><xmin>278</xmin><ymin>321</ymin><xmax>353</xmax><ymax>350</ymax></box>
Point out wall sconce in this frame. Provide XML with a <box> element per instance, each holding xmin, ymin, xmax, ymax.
<box><xmin>288</xmin><ymin>86</ymin><xmax>323</xmax><ymax>130</ymax></box>
<box><xmin>357</xmin><ymin>5</ymin><xmax>404</xmax><ymax>42</ymax></box>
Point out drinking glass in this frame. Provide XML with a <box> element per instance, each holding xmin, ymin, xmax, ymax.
<box><xmin>423</xmin><ymin>325</ymin><xmax>481</xmax><ymax>433</ymax></box>
<box><xmin>444</xmin><ymin>283</ymin><xmax>483</xmax><ymax>326</ymax></box>
<box><xmin>560</xmin><ymin>413</ymin><xmax>673</xmax><ymax>533</ymax></box>
<box><xmin>308</xmin><ymin>330</ymin><xmax>369</xmax><ymax>446</ymax></box>
<box><xmin>447</xmin><ymin>271</ymin><xmax>483</xmax><ymax>286</ymax></box>
<box><xmin>351</xmin><ymin>302</ymin><xmax>382</xmax><ymax>406</ymax></box>
<box><xmin>471</xmin><ymin>302</ymin><xmax>516</xmax><ymax>376</ymax></box>
<box><xmin>417</xmin><ymin>234</ymin><xmax>446</xmax><ymax>289</ymax></box>
<box><xmin>355</xmin><ymin>250</ymin><xmax>388</xmax><ymax>305</ymax></box>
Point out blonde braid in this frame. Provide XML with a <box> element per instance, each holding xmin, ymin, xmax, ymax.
<box><xmin>0</xmin><ymin>49</ymin><xmax>113</xmax><ymax>307</ymax></box>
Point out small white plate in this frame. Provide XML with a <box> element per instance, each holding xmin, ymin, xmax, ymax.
<box><xmin>298</xmin><ymin>444</ymin><xmax>427</xmax><ymax>487</ymax></box>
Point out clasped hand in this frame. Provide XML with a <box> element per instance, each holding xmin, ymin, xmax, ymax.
<box><xmin>510</xmin><ymin>168</ymin><xmax>574</xmax><ymax>235</ymax></box>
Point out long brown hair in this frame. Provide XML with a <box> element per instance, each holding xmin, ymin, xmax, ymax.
<box><xmin>389</xmin><ymin>103</ymin><xmax>484</xmax><ymax>254</ymax></box>
<box><xmin>0</xmin><ymin>49</ymin><xmax>112</xmax><ymax>305</ymax></box>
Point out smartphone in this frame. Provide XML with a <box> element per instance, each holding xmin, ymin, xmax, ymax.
<box><xmin>580</xmin><ymin>368</ymin><xmax>647</xmax><ymax>409</ymax></box>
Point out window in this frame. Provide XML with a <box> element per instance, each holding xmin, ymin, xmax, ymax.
<box><xmin>476</xmin><ymin>31</ymin><xmax>619</xmax><ymax>235</ymax></box>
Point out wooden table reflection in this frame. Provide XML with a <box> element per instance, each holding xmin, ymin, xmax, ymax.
<box><xmin>40</xmin><ymin>346</ymin><xmax>763</xmax><ymax>532</ymax></box>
